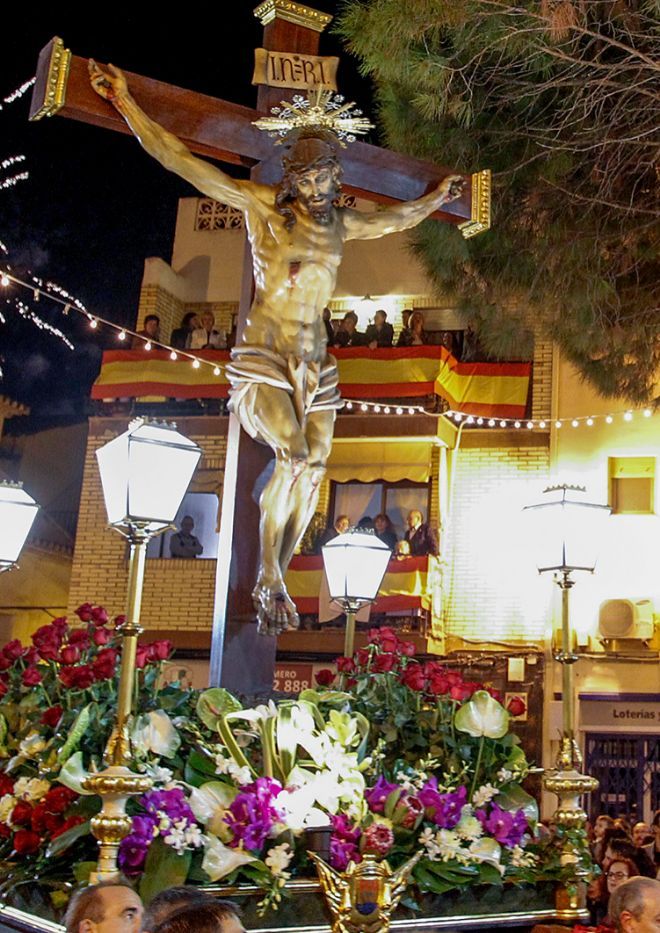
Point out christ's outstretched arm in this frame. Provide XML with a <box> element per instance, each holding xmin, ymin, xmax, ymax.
<box><xmin>342</xmin><ymin>175</ymin><xmax>465</xmax><ymax>240</ymax></box>
<box><xmin>88</xmin><ymin>60</ymin><xmax>255</xmax><ymax>212</ymax></box>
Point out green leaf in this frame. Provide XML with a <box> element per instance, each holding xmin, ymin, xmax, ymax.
<box><xmin>187</xmin><ymin>749</ymin><xmax>218</xmax><ymax>776</ymax></box>
<box><xmin>196</xmin><ymin>689</ymin><xmax>242</xmax><ymax>732</ymax></box>
<box><xmin>73</xmin><ymin>862</ymin><xmax>97</xmax><ymax>885</ymax></box>
<box><xmin>478</xmin><ymin>862</ymin><xmax>504</xmax><ymax>885</ymax></box>
<box><xmin>45</xmin><ymin>820</ymin><xmax>91</xmax><ymax>858</ymax></box>
<box><xmin>139</xmin><ymin>838</ymin><xmax>192</xmax><ymax>904</ymax></box>
<box><xmin>497</xmin><ymin>782</ymin><xmax>539</xmax><ymax>822</ymax></box>
<box><xmin>56</xmin><ymin>705</ymin><xmax>93</xmax><ymax>765</ymax></box>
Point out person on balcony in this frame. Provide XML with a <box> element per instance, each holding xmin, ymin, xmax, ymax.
<box><xmin>170</xmin><ymin>312</ymin><xmax>200</xmax><ymax>349</ymax></box>
<box><xmin>170</xmin><ymin>516</ymin><xmax>204</xmax><ymax>559</ymax></box>
<box><xmin>404</xmin><ymin>509</ymin><xmax>438</xmax><ymax>556</ymax></box>
<box><xmin>334</xmin><ymin>312</ymin><xmax>365</xmax><ymax>348</ymax></box>
<box><xmin>318</xmin><ymin>513</ymin><xmax>350</xmax><ymax>550</ymax></box>
<box><xmin>132</xmin><ymin>314</ymin><xmax>161</xmax><ymax>347</ymax></box>
<box><xmin>374</xmin><ymin>513</ymin><xmax>398</xmax><ymax>550</ymax></box>
<box><xmin>190</xmin><ymin>311</ymin><xmax>226</xmax><ymax>349</ymax></box>
<box><xmin>365</xmin><ymin>310</ymin><xmax>394</xmax><ymax>349</ymax></box>
<box><xmin>322</xmin><ymin>307</ymin><xmax>335</xmax><ymax>347</ymax></box>
<box><xmin>397</xmin><ymin>310</ymin><xmax>428</xmax><ymax>347</ymax></box>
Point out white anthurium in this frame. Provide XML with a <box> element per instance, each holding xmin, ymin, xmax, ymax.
<box><xmin>202</xmin><ymin>834</ymin><xmax>257</xmax><ymax>881</ymax></box>
<box><xmin>275</xmin><ymin>783</ymin><xmax>330</xmax><ymax>832</ymax></box>
<box><xmin>57</xmin><ymin>752</ymin><xmax>95</xmax><ymax>796</ymax></box>
<box><xmin>189</xmin><ymin>782</ymin><xmax>238</xmax><ymax>836</ymax></box>
<box><xmin>131</xmin><ymin>710</ymin><xmax>181</xmax><ymax>759</ymax></box>
<box><xmin>468</xmin><ymin>837</ymin><xmax>505</xmax><ymax>874</ymax></box>
<box><xmin>454</xmin><ymin>691</ymin><xmax>510</xmax><ymax>739</ymax></box>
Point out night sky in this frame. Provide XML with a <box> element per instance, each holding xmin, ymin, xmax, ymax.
<box><xmin>0</xmin><ymin>5</ymin><xmax>372</xmax><ymax>429</ymax></box>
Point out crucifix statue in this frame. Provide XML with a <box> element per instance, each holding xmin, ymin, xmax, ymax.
<box><xmin>30</xmin><ymin>2</ymin><xmax>490</xmax><ymax>690</ymax></box>
<box><xmin>87</xmin><ymin>62</ymin><xmax>464</xmax><ymax>635</ymax></box>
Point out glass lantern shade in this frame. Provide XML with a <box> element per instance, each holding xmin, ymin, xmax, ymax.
<box><xmin>322</xmin><ymin>530</ymin><xmax>392</xmax><ymax>605</ymax></box>
<box><xmin>0</xmin><ymin>481</ymin><xmax>39</xmax><ymax>567</ymax></box>
<box><xmin>522</xmin><ymin>485</ymin><xmax>611</xmax><ymax>574</ymax></box>
<box><xmin>96</xmin><ymin>420</ymin><xmax>202</xmax><ymax>532</ymax></box>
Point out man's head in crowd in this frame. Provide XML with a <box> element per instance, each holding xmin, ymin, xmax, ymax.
<box><xmin>65</xmin><ymin>882</ymin><xmax>143</xmax><ymax>933</ymax></box>
<box><xmin>151</xmin><ymin>900</ymin><xmax>244</xmax><ymax>933</ymax></box>
<box><xmin>609</xmin><ymin>876</ymin><xmax>660</xmax><ymax>933</ymax></box>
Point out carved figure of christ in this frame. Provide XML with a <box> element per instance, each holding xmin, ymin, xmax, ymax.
<box><xmin>89</xmin><ymin>61</ymin><xmax>465</xmax><ymax>635</ymax></box>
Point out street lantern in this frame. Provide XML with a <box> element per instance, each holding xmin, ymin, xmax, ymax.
<box><xmin>96</xmin><ymin>418</ymin><xmax>202</xmax><ymax>534</ymax></box>
<box><xmin>0</xmin><ymin>481</ymin><xmax>39</xmax><ymax>572</ymax></box>
<box><xmin>87</xmin><ymin>418</ymin><xmax>202</xmax><ymax>880</ymax></box>
<box><xmin>523</xmin><ymin>484</ymin><xmax>610</xmax><ymax>783</ymax></box>
<box><xmin>322</xmin><ymin>529</ymin><xmax>392</xmax><ymax>656</ymax></box>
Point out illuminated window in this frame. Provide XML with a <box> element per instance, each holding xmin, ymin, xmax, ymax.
<box><xmin>330</xmin><ymin>481</ymin><xmax>430</xmax><ymax>540</ymax></box>
<box><xmin>608</xmin><ymin>457</ymin><xmax>655</xmax><ymax>515</ymax></box>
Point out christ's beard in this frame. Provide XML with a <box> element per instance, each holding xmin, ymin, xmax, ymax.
<box><xmin>299</xmin><ymin>194</ymin><xmax>335</xmax><ymax>225</ymax></box>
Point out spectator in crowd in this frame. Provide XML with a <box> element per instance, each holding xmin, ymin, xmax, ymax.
<box><xmin>143</xmin><ymin>889</ymin><xmax>240</xmax><ymax>933</ymax></box>
<box><xmin>133</xmin><ymin>314</ymin><xmax>161</xmax><ymax>348</ymax></box>
<box><xmin>318</xmin><ymin>514</ymin><xmax>350</xmax><ymax>549</ymax></box>
<box><xmin>441</xmin><ymin>330</ymin><xmax>454</xmax><ymax>354</ymax></box>
<box><xmin>151</xmin><ymin>901</ymin><xmax>244</xmax><ymax>933</ymax></box>
<box><xmin>651</xmin><ymin>810</ymin><xmax>660</xmax><ymax>868</ymax></box>
<box><xmin>397</xmin><ymin>310</ymin><xmax>427</xmax><ymax>346</ymax></box>
<box><xmin>65</xmin><ymin>881</ymin><xmax>142</xmax><ymax>933</ymax></box>
<box><xmin>374</xmin><ymin>513</ymin><xmax>398</xmax><ymax>550</ymax></box>
<box><xmin>357</xmin><ymin>515</ymin><xmax>375</xmax><ymax>532</ymax></box>
<box><xmin>603</xmin><ymin>837</ymin><xmax>656</xmax><ymax>879</ymax></box>
<box><xmin>398</xmin><ymin>308</ymin><xmax>413</xmax><ymax>344</ymax></box>
<box><xmin>394</xmin><ymin>539</ymin><xmax>411</xmax><ymax>559</ymax></box>
<box><xmin>335</xmin><ymin>311</ymin><xmax>365</xmax><ymax>347</ymax></box>
<box><xmin>322</xmin><ymin>307</ymin><xmax>335</xmax><ymax>347</ymax></box>
<box><xmin>170</xmin><ymin>312</ymin><xmax>200</xmax><ymax>350</ymax></box>
<box><xmin>591</xmin><ymin>858</ymin><xmax>641</xmax><ymax>928</ymax></box>
<box><xmin>592</xmin><ymin>814</ymin><xmax>617</xmax><ymax>863</ymax></box>
<box><xmin>609</xmin><ymin>876</ymin><xmax>660</xmax><ymax>933</ymax></box>
<box><xmin>634</xmin><ymin>822</ymin><xmax>654</xmax><ymax>849</ymax></box>
<box><xmin>366</xmin><ymin>310</ymin><xmax>394</xmax><ymax>348</ymax></box>
<box><xmin>190</xmin><ymin>311</ymin><xmax>226</xmax><ymax>349</ymax></box>
<box><xmin>170</xmin><ymin>516</ymin><xmax>204</xmax><ymax>559</ymax></box>
<box><xmin>404</xmin><ymin>509</ymin><xmax>438</xmax><ymax>556</ymax></box>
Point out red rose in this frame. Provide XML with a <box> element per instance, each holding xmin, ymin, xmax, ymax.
<box><xmin>428</xmin><ymin>672</ymin><xmax>450</xmax><ymax>695</ymax></box>
<box><xmin>41</xmin><ymin>705</ymin><xmax>63</xmax><ymax>729</ymax></box>
<box><xmin>135</xmin><ymin>645</ymin><xmax>150</xmax><ymax>669</ymax></box>
<box><xmin>401</xmin><ymin>664</ymin><xmax>426</xmax><ymax>692</ymax></box>
<box><xmin>59</xmin><ymin>645</ymin><xmax>80</xmax><ymax>666</ymax></box>
<box><xmin>59</xmin><ymin>664</ymin><xmax>95</xmax><ymax>690</ymax></box>
<box><xmin>2</xmin><ymin>640</ymin><xmax>25</xmax><ymax>661</ymax></box>
<box><xmin>336</xmin><ymin>657</ymin><xmax>355</xmax><ymax>673</ymax></box>
<box><xmin>11</xmin><ymin>800</ymin><xmax>33</xmax><ymax>826</ymax></box>
<box><xmin>315</xmin><ymin>669</ymin><xmax>335</xmax><ymax>686</ymax></box>
<box><xmin>92</xmin><ymin>628</ymin><xmax>111</xmax><ymax>646</ymax></box>
<box><xmin>114</xmin><ymin>614</ymin><xmax>126</xmax><ymax>629</ymax></box>
<box><xmin>372</xmin><ymin>627</ymin><xmax>399</xmax><ymax>653</ymax></box>
<box><xmin>0</xmin><ymin>656</ymin><xmax>11</xmax><ymax>672</ymax></box>
<box><xmin>507</xmin><ymin>696</ymin><xmax>527</xmax><ymax>717</ymax></box>
<box><xmin>13</xmin><ymin>829</ymin><xmax>41</xmax><ymax>855</ymax></box>
<box><xmin>50</xmin><ymin>815</ymin><xmax>84</xmax><ymax>839</ymax></box>
<box><xmin>51</xmin><ymin>617</ymin><xmax>68</xmax><ymax>636</ymax></box>
<box><xmin>445</xmin><ymin>672</ymin><xmax>462</xmax><ymax>687</ymax></box>
<box><xmin>43</xmin><ymin>812</ymin><xmax>64</xmax><ymax>835</ymax></box>
<box><xmin>32</xmin><ymin>625</ymin><xmax>62</xmax><ymax>661</ymax></box>
<box><xmin>373</xmin><ymin>653</ymin><xmax>396</xmax><ymax>673</ymax></box>
<box><xmin>449</xmin><ymin>683</ymin><xmax>472</xmax><ymax>701</ymax></box>
<box><xmin>74</xmin><ymin>603</ymin><xmax>94</xmax><ymax>622</ymax></box>
<box><xmin>0</xmin><ymin>682</ymin><xmax>8</xmax><ymax>698</ymax></box>
<box><xmin>22</xmin><ymin>667</ymin><xmax>43</xmax><ymax>687</ymax></box>
<box><xmin>399</xmin><ymin>640</ymin><xmax>416</xmax><ymax>657</ymax></box>
<box><xmin>0</xmin><ymin>775</ymin><xmax>13</xmax><ymax>797</ymax></box>
<box><xmin>91</xmin><ymin>606</ymin><xmax>109</xmax><ymax>627</ymax></box>
<box><xmin>355</xmin><ymin>648</ymin><xmax>371</xmax><ymax>668</ymax></box>
<box><xmin>30</xmin><ymin>803</ymin><xmax>47</xmax><ymax>833</ymax></box>
<box><xmin>23</xmin><ymin>647</ymin><xmax>38</xmax><ymax>666</ymax></box>
<box><xmin>0</xmin><ymin>824</ymin><xmax>10</xmax><ymax>838</ymax></box>
<box><xmin>92</xmin><ymin>648</ymin><xmax>117</xmax><ymax>681</ymax></box>
<box><xmin>147</xmin><ymin>640</ymin><xmax>173</xmax><ymax>662</ymax></box>
<box><xmin>486</xmin><ymin>686</ymin><xmax>504</xmax><ymax>704</ymax></box>
<box><xmin>68</xmin><ymin>630</ymin><xmax>90</xmax><ymax>649</ymax></box>
<box><xmin>44</xmin><ymin>786</ymin><xmax>77</xmax><ymax>814</ymax></box>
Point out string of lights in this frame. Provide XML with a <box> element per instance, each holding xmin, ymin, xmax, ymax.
<box><xmin>1</xmin><ymin>77</ymin><xmax>35</xmax><ymax>108</ymax></box>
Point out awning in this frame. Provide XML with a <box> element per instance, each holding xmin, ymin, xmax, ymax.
<box><xmin>327</xmin><ymin>439</ymin><xmax>434</xmax><ymax>483</ymax></box>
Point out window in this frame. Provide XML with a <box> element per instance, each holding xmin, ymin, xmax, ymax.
<box><xmin>146</xmin><ymin>492</ymin><xmax>219</xmax><ymax>559</ymax></box>
<box><xmin>608</xmin><ymin>457</ymin><xmax>655</xmax><ymax>515</ymax></box>
<box><xmin>330</xmin><ymin>481</ymin><xmax>431</xmax><ymax>541</ymax></box>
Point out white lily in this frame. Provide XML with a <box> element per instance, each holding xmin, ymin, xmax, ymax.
<box><xmin>131</xmin><ymin>710</ymin><xmax>181</xmax><ymax>758</ymax></box>
<box><xmin>202</xmin><ymin>834</ymin><xmax>256</xmax><ymax>881</ymax></box>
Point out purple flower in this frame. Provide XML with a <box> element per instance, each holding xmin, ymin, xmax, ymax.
<box><xmin>142</xmin><ymin>787</ymin><xmax>195</xmax><ymax>827</ymax></box>
<box><xmin>118</xmin><ymin>814</ymin><xmax>158</xmax><ymax>875</ymax></box>
<box><xmin>331</xmin><ymin>812</ymin><xmax>361</xmax><ymax>844</ymax></box>
<box><xmin>330</xmin><ymin>836</ymin><xmax>361</xmax><ymax>871</ymax></box>
<box><xmin>476</xmin><ymin>804</ymin><xmax>528</xmax><ymax>848</ymax></box>
<box><xmin>418</xmin><ymin>779</ymin><xmax>467</xmax><ymax>829</ymax></box>
<box><xmin>365</xmin><ymin>776</ymin><xmax>399</xmax><ymax>814</ymax></box>
<box><xmin>225</xmin><ymin>777</ymin><xmax>285</xmax><ymax>853</ymax></box>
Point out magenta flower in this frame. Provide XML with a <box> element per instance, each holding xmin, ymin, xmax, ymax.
<box><xmin>418</xmin><ymin>779</ymin><xmax>467</xmax><ymax>828</ymax></box>
<box><xmin>476</xmin><ymin>803</ymin><xmax>528</xmax><ymax>848</ymax></box>
<box><xmin>365</xmin><ymin>776</ymin><xmax>399</xmax><ymax>814</ymax></box>
<box><xmin>225</xmin><ymin>777</ymin><xmax>285</xmax><ymax>852</ymax></box>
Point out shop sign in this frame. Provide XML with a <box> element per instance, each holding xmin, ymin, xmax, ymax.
<box><xmin>273</xmin><ymin>663</ymin><xmax>313</xmax><ymax>694</ymax></box>
<box><xmin>580</xmin><ymin>698</ymin><xmax>660</xmax><ymax>733</ymax></box>
<box><xmin>253</xmin><ymin>49</ymin><xmax>338</xmax><ymax>91</ymax></box>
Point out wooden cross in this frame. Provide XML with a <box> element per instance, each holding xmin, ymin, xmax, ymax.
<box><xmin>29</xmin><ymin>1</ymin><xmax>491</xmax><ymax>695</ymax></box>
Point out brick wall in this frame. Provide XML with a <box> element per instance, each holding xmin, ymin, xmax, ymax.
<box><xmin>532</xmin><ymin>338</ymin><xmax>554</xmax><ymax>422</ymax></box>
<box><xmin>137</xmin><ymin>285</ymin><xmax>185</xmax><ymax>344</ymax></box>
<box><xmin>67</xmin><ymin>418</ymin><xmax>227</xmax><ymax>633</ymax></box>
<box><xmin>444</xmin><ymin>438</ymin><xmax>550</xmax><ymax>645</ymax></box>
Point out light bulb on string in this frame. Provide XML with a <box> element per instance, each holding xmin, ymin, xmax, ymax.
<box><xmin>118</xmin><ymin>330</ymin><xmax>126</xmax><ymax>341</ymax></box>
<box><xmin>346</xmin><ymin>401</ymin><xmax>353</xmax><ymax>410</ymax></box>
<box><xmin>477</xmin><ymin>418</ymin><xmax>483</xmax><ymax>425</ymax></box>
<box><xmin>408</xmin><ymin>407</ymin><xmax>415</xmax><ymax>415</ymax></box>
<box><xmin>624</xmin><ymin>411</ymin><xmax>633</xmax><ymax>422</ymax></box>
<box><xmin>466</xmin><ymin>415</ymin><xmax>475</xmax><ymax>424</ymax></box>
<box><xmin>396</xmin><ymin>407</ymin><xmax>403</xmax><ymax>415</ymax></box>
<box><xmin>213</xmin><ymin>366</ymin><xmax>221</xmax><ymax>376</ymax></box>
<box><xmin>89</xmin><ymin>318</ymin><xmax>98</xmax><ymax>329</ymax></box>
<box><xmin>384</xmin><ymin>406</ymin><xmax>391</xmax><ymax>414</ymax></box>
<box><xmin>170</xmin><ymin>350</ymin><xmax>177</xmax><ymax>360</ymax></box>
<box><xmin>644</xmin><ymin>409</ymin><xmax>652</xmax><ymax>418</ymax></box>
<box><xmin>586</xmin><ymin>417</ymin><xmax>594</xmax><ymax>426</ymax></box>
<box><xmin>33</xmin><ymin>289</ymin><xmax>39</xmax><ymax>302</ymax></box>
<box><xmin>374</xmin><ymin>405</ymin><xmax>381</xmax><ymax>413</ymax></box>
<box><xmin>144</xmin><ymin>341</ymin><xmax>152</xmax><ymax>351</ymax></box>
<box><xmin>361</xmin><ymin>403</ymin><xmax>368</xmax><ymax>412</ymax></box>
<box><xmin>514</xmin><ymin>421</ymin><xmax>521</xmax><ymax>429</ymax></box>
<box><xmin>539</xmin><ymin>421</ymin><xmax>546</xmax><ymax>429</ymax></box>
<box><xmin>555</xmin><ymin>420</ymin><xmax>562</xmax><ymax>429</ymax></box>
<box><xmin>527</xmin><ymin>421</ymin><xmax>533</xmax><ymax>429</ymax></box>
<box><xmin>488</xmin><ymin>419</ymin><xmax>495</xmax><ymax>427</ymax></box>
<box><xmin>499</xmin><ymin>420</ymin><xmax>506</xmax><ymax>428</ymax></box>
<box><xmin>192</xmin><ymin>359</ymin><xmax>200</xmax><ymax>369</ymax></box>
<box><xmin>572</xmin><ymin>419</ymin><xmax>579</xmax><ymax>428</ymax></box>
<box><xmin>0</xmin><ymin>274</ymin><xmax>9</xmax><ymax>288</ymax></box>
<box><xmin>605</xmin><ymin>415</ymin><xmax>613</xmax><ymax>424</ymax></box>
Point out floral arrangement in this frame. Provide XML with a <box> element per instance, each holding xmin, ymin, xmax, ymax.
<box><xmin>0</xmin><ymin>611</ymin><xmax>581</xmax><ymax>915</ymax></box>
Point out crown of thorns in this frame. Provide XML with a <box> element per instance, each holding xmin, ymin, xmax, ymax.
<box><xmin>253</xmin><ymin>89</ymin><xmax>374</xmax><ymax>147</ymax></box>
